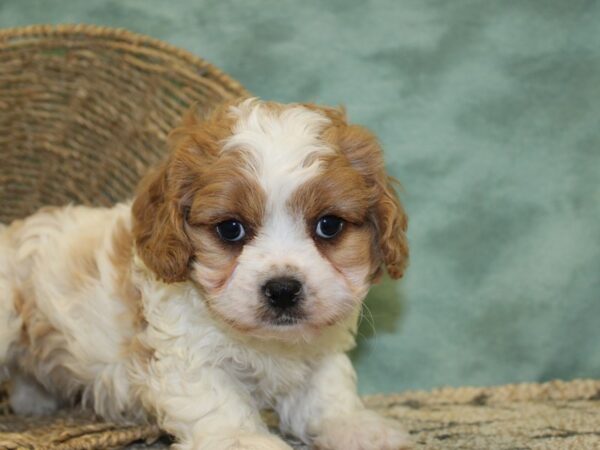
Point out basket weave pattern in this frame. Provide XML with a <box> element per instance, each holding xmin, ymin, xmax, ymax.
<box><xmin>1</xmin><ymin>379</ymin><xmax>600</xmax><ymax>449</ymax></box>
<box><xmin>0</xmin><ymin>24</ymin><xmax>248</xmax><ymax>224</ymax></box>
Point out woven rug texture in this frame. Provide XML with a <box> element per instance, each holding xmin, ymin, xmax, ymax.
<box><xmin>1</xmin><ymin>379</ymin><xmax>599</xmax><ymax>449</ymax></box>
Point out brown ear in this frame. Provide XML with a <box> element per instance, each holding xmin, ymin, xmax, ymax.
<box><xmin>132</xmin><ymin>105</ymin><xmax>234</xmax><ymax>282</ymax></box>
<box><xmin>132</xmin><ymin>158</ymin><xmax>193</xmax><ymax>283</ymax></box>
<box><xmin>336</xmin><ymin>121</ymin><xmax>409</xmax><ymax>279</ymax></box>
<box><xmin>372</xmin><ymin>173</ymin><xmax>409</xmax><ymax>279</ymax></box>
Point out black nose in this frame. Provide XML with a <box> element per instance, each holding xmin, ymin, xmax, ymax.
<box><xmin>262</xmin><ymin>277</ymin><xmax>303</xmax><ymax>309</ymax></box>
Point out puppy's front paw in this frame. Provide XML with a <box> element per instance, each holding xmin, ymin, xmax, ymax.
<box><xmin>197</xmin><ymin>432</ymin><xmax>293</xmax><ymax>450</ymax></box>
<box><xmin>314</xmin><ymin>410</ymin><xmax>411</xmax><ymax>450</ymax></box>
<box><xmin>9</xmin><ymin>374</ymin><xmax>59</xmax><ymax>417</ymax></box>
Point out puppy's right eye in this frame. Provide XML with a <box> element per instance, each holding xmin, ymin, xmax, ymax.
<box><xmin>216</xmin><ymin>220</ymin><xmax>246</xmax><ymax>243</ymax></box>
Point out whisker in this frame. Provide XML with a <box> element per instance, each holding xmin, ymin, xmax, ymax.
<box><xmin>356</xmin><ymin>303</ymin><xmax>377</xmax><ymax>340</ymax></box>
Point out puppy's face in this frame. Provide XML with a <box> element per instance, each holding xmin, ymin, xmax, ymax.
<box><xmin>133</xmin><ymin>99</ymin><xmax>408</xmax><ymax>339</ymax></box>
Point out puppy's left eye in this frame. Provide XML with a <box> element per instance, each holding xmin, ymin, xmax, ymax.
<box><xmin>315</xmin><ymin>215</ymin><xmax>344</xmax><ymax>239</ymax></box>
<box><xmin>216</xmin><ymin>220</ymin><xmax>246</xmax><ymax>242</ymax></box>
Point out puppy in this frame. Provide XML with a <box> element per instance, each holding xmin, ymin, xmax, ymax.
<box><xmin>0</xmin><ymin>99</ymin><xmax>410</xmax><ymax>449</ymax></box>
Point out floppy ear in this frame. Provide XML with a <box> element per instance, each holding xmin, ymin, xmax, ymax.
<box><xmin>337</xmin><ymin>122</ymin><xmax>409</xmax><ymax>280</ymax></box>
<box><xmin>132</xmin><ymin>158</ymin><xmax>193</xmax><ymax>283</ymax></box>
<box><xmin>132</xmin><ymin>106</ymin><xmax>230</xmax><ymax>282</ymax></box>
<box><xmin>372</xmin><ymin>172</ymin><xmax>409</xmax><ymax>279</ymax></box>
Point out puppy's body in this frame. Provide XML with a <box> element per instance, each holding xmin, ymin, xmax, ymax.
<box><xmin>0</xmin><ymin>99</ymin><xmax>410</xmax><ymax>449</ymax></box>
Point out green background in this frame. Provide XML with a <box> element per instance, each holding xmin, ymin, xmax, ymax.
<box><xmin>2</xmin><ymin>0</ymin><xmax>599</xmax><ymax>394</ymax></box>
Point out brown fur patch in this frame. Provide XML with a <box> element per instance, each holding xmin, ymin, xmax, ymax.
<box><xmin>109</xmin><ymin>219</ymin><xmax>144</xmax><ymax>329</ymax></box>
<box><xmin>13</xmin><ymin>289</ymin><xmax>30</xmax><ymax>347</ymax></box>
<box><xmin>294</xmin><ymin>103</ymin><xmax>409</xmax><ymax>279</ymax></box>
<box><xmin>13</xmin><ymin>289</ymin><xmax>25</xmax><ymax>315</ymax></box>
<box><xmin>320</xmin><ymin>225</ymin><xmax>376</xmax><ymax>278</ymax></box>
<box><xmin>68</xmin><ymin>237</ymin><xmax>100</xmax><ymax>285</ymax></box>
<box><xmin>183</xmin><ymin>145</ymin><xmax>267</xmax><ymax>297</ymax></box>
<box><xmin>186</xmin><ymin>149</ymin><xmax>266</xmax><ymax>231</ymax></box>
<box><xmin>122</xmin><ymin>335</ymin><xmax>154</xmax><ymax>363</ymax></box>
<box><xmin>290</xmin><ymin>155</ymin><xmax>372</xmax><ymax>225</ymax></box>
<box><xmin>188</xmin><ymin>221</ymin><xmax>247</xmax><ymax>297</ymax></box>
<box><xmin>132</xmin><ymin>103</ymin><xmax>241</xmax><ymax>283</ymax></box>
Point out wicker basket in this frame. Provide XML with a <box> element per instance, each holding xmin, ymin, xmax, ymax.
<box><xmin>0</xmin><ymin>24</ymin><xmax>248</xmax><ymax>224</ymax></box>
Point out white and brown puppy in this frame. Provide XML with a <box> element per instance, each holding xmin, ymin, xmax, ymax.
<box><xmin>0</xmin><ymin>99</ymin><xmax>410</xmax><ymax>449</ymax></box>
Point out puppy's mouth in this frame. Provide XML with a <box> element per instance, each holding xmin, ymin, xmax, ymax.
<box><xmin>269</xmin><ymin>313</ymin><xmax>304</xmax><ymax>327</ymax></box>
<box><xmin>258</xmin><ymin>306</ymin><xmax>307</xmax><ymax>327</ymax></box>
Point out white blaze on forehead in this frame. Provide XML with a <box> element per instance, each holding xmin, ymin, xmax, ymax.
<box><xmin>222</xmin><ymin>98</ymin><xmax>333</xmax><ymax>207</ymax></box>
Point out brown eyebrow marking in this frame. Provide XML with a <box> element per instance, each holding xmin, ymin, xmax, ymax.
<box><xmin>186</xmin><ymin>150</ymin><xmax>267</xmax><ymax>231</ymax></box>
<box><xmin>288</xmin><ymin>154</ymin><xmax>373</xmax><ymax>225</ymax></box>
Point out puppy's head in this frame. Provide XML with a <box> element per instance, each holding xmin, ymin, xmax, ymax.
<box><xmin>133</xmin><ymin>99</ymin><xmax>408</xmax><ymax>339</ymax></box>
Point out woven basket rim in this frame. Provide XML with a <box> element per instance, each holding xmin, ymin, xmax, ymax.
<box><xmin>0</xmin><ymin>23</ymin><xmax>250</xmax><ymax>98</ymax></box>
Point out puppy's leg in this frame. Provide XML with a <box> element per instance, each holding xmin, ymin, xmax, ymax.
<box><xmin>138</xmin><ymin>360</ymin><xmax>292</xmax><ymax>450</ymax></box>
<box><xmin>0</xmin><ymin>225</ymin><xmax>21</xmax><ymax>378</ymax></box>
<box><xmin>277</xmin><ymin>353</ymin><xmax>411</xmax><ymax>450</ymax></box>
<box><xmin>8</xmin><ymin>372</ymin><xmax>59</xmax><ymax>416</ymax></box>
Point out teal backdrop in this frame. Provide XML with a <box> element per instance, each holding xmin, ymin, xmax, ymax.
<box><xmin>1</xmin><ymin>0</ymin><xmax>599</xmax><ymax>394</ymax></box>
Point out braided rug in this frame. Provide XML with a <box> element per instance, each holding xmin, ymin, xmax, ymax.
<box><xmin>1</xmin><ymin>379</ymin><xmax>599</xmax><ymax>449</ymax></box>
